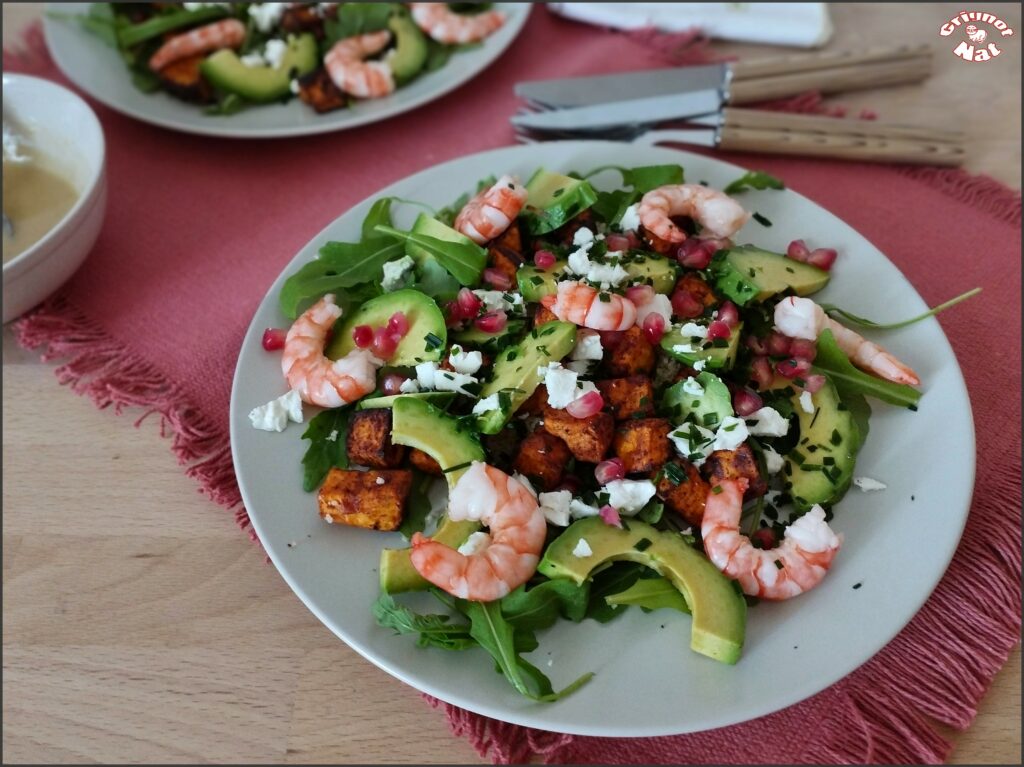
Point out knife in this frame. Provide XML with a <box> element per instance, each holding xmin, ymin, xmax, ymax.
<box><xmin>511</xmin><ymin>89</ymin><xmax>723</xmax><ymax>132</ymax></box>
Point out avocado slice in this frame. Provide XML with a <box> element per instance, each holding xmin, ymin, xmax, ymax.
<box><xmin>538</xmin><ymin>517</ymin><xmax>746</xmax><ymax>664</ymax></box>
<box><xmin>475</xmin><ymin>321</ymin><xmax>577</xmax><ymax>434</ymax></box>
<box><xmin>517</xmin><ymin>254</ymin><xmax>677</xmax><ymax>302</ymax></box>
<box><xmin>200</xmin><ymin>34</ymin><xmax>317</xmax><ymax>103</ymax></box>
<box><xmin>662</xmin><ymin>371</ymin><xmax>734</xmax><ymax>430</ymax></box>
<box><xmin>452</xmin><ymin>319</ymin><xmax>526</xmax><ymax>351</ymax></box>
<box><xmin>517</xmin><ymin>261</ymin><xmax>562</xmax><ymax>302</ymax></box>
<box><xmin>661</xmin><ymin>322</ymin><xmax>743</xmax><ymax>372</ymax></box>
<box><xmin>356</xmin><ymin>392</ymin><xmax>455</xmax><ymax>410</ymax></box>
<box><xmin>379</xmin><ymin>398</ymin><xmax>486</xmax><ymax>593</ymax></box>
<box><xmin>520</xmin><ymin>169</ymin><xmax>599</xmax><ymax>235</ymax></box>
<box><xmin>327</xmin><ymin>289</ymin><xmax>446</xmax><ymax>367</ymax></box>
<box><xmin>712</xmin><ymin>246</ymin><xmax>830</xmax><ymax>306</ymax></box>
<box><xmin>387</xmin><ymin>14</ymin><xmax>428</xmax><ymax>85</ymax></box>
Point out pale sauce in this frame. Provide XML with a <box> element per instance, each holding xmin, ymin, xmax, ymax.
<box><xmin>2</xmin><ymin>158</ymin><xmax>80</xmax><ymax>263</ymax></box>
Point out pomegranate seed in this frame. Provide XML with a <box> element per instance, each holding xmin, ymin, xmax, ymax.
<box><xmin>380</xmin><ymin>373</ymin><xmax>408</xmax><ymax>396</ymax></box>
<box><xmin>371</xmin><ymin>326</ymin><xmax>398</xmax><ymax>358</ymax></box>
<box><xmin>776</xmin><ymin>357</ymin><xmax>812</xmax><ymax>379</ymax></box>
<box><xmin>716</xmin><ymin>300</ymin><xmax>740</xmax><ymax>328</ymax></box>
<box><xmin>733</xmin><ymin>387</ymin><xmax>764</xmax><ymax>417</ymax></box>
<box><xmin>787</xmin><ymin>239</ymin><xmax>811</xmax><ymax>262</ymax></box>
<box><xmin>750</xmin><ymin>356</ymin><xmax>774</xmax><ymax>390</ymax></box>
<box><xmin>595</xmin><ymin>458</ymin><xmax>625</xmax><ymax>485</ymax></box>
<box><xmin>482</xmin><ymin>267</ymin><xmax>512</xmax><ymax>291</ymax></box>
<box><xmin>387</xmin><ymin>311</ymin><xmax>410</xmax><ymax>338</ymax></box>
<box><xmin>261</xmin><ymin>327</ymin><xmax>287</xmax><ymax>351</ymax></box>
<box><xmin>807</xmin><ymin>247</ymin><xmax>838</xmax><ymax>270</ymax></box>
<box><xmin>626</xmin><ymin>284</ymin><xmax>655</xmax><ymax>306</ymax></box>
<box><xmin>626</xmin><ymin>230</ymin><xmax>643</xmax><ymax>249</ymax></box>
<box><xmin>534</xmin><ymin>249</ymin><xmax>557</xmax><ymax>269</ymax></box>
<box><xmin>475</xmin><ymin>311</ymin><xmax>507</xmax><ymax>334</ymax></box>
<box><xmin>766</xmin><ymin>331</ymin><xmax>793</xmax><ymax>357</ymax></box>
<box><xmin>671</xmin><ymin>289</ymin><xmax>704</xmax><ymax>318</ymax></box>
<box><xmin>788</xmin><ymin>338</ymin><xmax>817</xmax><ymax>361</ymax></box>
<box><xmin>642</xmin><ymin>312</ymin><xmax>666</xmax><ymax>343</ymax></box>
<box><xmin>745</xmin><ymin>335</ymin><xmax>769</xmax><ymax>355</ymax></box>
<box><xmin>598</xmin><ymin>330</ymin><xmax>625</xmax><ymax>349</ymax></box>
<box><xmin>351</xmin><ymin>324</ymin><xmax>373</xmax><ymax>348</ymax></box>
<box><xmin>457</xmin><ymin>287</ymin><xmax>482</xmax><ymax>317</ymax></box>
<box><xmin>803</xmin><ymin>374</ymin><xmax>827</xmax><ymax>394</ymax></box>
<box><xmin>751</xmin><ymin>528</ymin><xmax>777</xmax><ymax>549</ymax></box>
<box><xmin>556</xmin><ymin>474</ymin><xmax>582</xmax><ymax>494</ymax></box>
<box><xmin>605</xmin><ymin>234</ymin><xmax>631</xmax><ymax>252</ymax></box>
<box><xmin>599</xmin><ymin>505</ymin><xmax>623</xmax><ymax>528</ymax></box>
<box><xmin>444</xmin><ymin>303</ymin><xmax>464</xmax><ymax>328</ymax></box>
<box><xmin>677</xmin><ymin>238</ymin><xmax>713</xmax><ymax>269</ymax></box>
<box><xmin>706</xmin><ymin>320</ymin><xmax>731</xmax><ymax>341</ymax></box>
<box><xmin>566</xmin><ymin>390</ymin><xmax>604</xmax><ymax>419</ymax></box>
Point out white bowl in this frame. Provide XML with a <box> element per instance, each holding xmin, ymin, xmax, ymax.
<box><xmin>2</xmin><ymin>73</ymin><xmax>106</xmax><ymax>323</ymax></box>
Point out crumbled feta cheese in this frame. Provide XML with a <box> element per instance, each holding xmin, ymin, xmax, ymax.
<box><xmin>327</xmin><ymin>429</ymin><xmax>339</xmax><ymax>442</ymax></box>
<box><xmin>573</xmin><ymin>329</ymin><xmax>604</xmax><ymax>361</ymax></box>
<box><xmin>572</xmin><ymin>538</ymin><xmax>593</xmax><ymax>558</ymax></box>
<box><xmin>853</xmin><ymin>476</ymin><xmax>888</xmax><ymax>492</ymax></box>
<box><xmin>799</xmin><ymin>390</ymin><xmax>815</xmax><ymax>414</ymax></box>
<box><xmin>415</xmin><ymin>361</ymin><xmax>439</xmax><ymax>389</ymax></box>
<box><xmin>399</xmin><ymin>378</ymin><xmax>421</xmax><ymax>394</ymax></box>
<box><xmin>681</xmin><ymin>376</ymin><xmax>704</xmax><ymax>397</ymax></box>
<box><xmin>381</xmin><ymin>255</ymin><xmax>415</xmax><ymax>292</ymax></box>
<box><xmin>323</xmin><ymin>514</ymin><xmax>334</xmax><ymax>524</ymax></box>
<box><xmin>289</xmin><ymin>79</ymin><xmax>300</xmax><ymax>95</ymax></box>
<box><xmin>672</xmin><ymin>344</ymin><xmax>694</xmax><ymax>354</ymax></box>
<box><xmin>669</xmin><ymin>423</ymin><xmax>716</xmax><ymax>466</ymax></box>
<box><xmin>586</xmin><ymin>260</ymin><xmax>630</xmax><ymax>287</ymax></box>
<box><xmin>604</xmin><ymin>479</ymin><xmax>657</xmax><ymax>514</ymax></box>
<box><xmin>375</xmin><ymin>476</ymin><xmax>386</xmax><ymax>486</ymax></box>
<box><xmin>785</xmin><ymin>505</ymin><xmax>840</xmax><ymax>551</ymax></box>
<box><xmin>619</xmin><ymin>203</ymin><xmax>641</xmax><ymax>232</ymax></box>
<box><xmin>432</xmin><ymin>369</ymin><xmax>478</xmax><ymax>396</ymax></box>
<box><xmin>633</xmin><ymin>293</ymin><xmax>672</xmax><ymax>326</ymax></box>
<box><xmin>538</xmin><ymin>490</ymin><xmax>572</xmax><ymax>527</ymax></box>
<box><xmin>449</xmin><ymin>347</ymin><xmax>483</xmax><ymax>375</ymax></box>
<box><xmin>240</xmin><ymin>51</ymin><xmax>267</xmax><ymax>68</ymax></box>
<box><xmin>472</xmin><ymin>393</ymin><xmax>502</xmax><ymax>415</ymax></box>
<box><xmin>248</xmin><ymin>389</ymin><xmax>304</xmax><ymax>432</ymax></box>
<box><xmin>538</xmin><ymin>362</ymin><xmax>578</xmax><ymax>408</ymax></box>
<box><xmin>457</xmin><ymin>531</ymin><xmax>492</xmax><ymax>556</ymax></box>
<box><xmin>712</xmin><ymin>415</ymin><xmax>749</xmax><ymax>452</ymax></box>
<box><xmin>183</xmin><ymin>2</ymin><xmax>232</xmax><ymax>9</ymax></box>
<box><xmin>569</xmin><ymin>498</ymin><xmax>600</xmax><ymax>518</ymax></box>
<box><xmin>692</xmin><ymin>359</ymin><xmax>707</xmax><ymax>371</ymax></box>
<box><xmin>678</xmin><ymin>321</ymin><xmax>709</xmax><ymax>339</ymax></box>
<box><xmin>745</xmin><ymin>406</ymin><xmax>790</xmax><ymax>437</ymax></box>
<box><xmin>763</xmin><ymin>445</ymin><xmax>785</xmax><ymax>475</ymax></box>
<box><xmin>572</xmin><ymin>227</ymin><xmax>595</xmax><ymax>247</ymax></box>
<box><xmin>263</xmin><ymin>38</ymin><xmax>288</xmax><ymax>69</ymax></box>
<box><xmin>472</xmin><ymin>289</ymin><xmax>523</xmax><ymax>314</ymax></box>
<box><xmin>248</xmin><ymin>2</ymin><xmax>287</xmax><ymax>32</ymax></box>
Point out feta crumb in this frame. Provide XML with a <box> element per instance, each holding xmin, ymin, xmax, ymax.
<box><xmin>433</xmin><ymin>370</ymin><xmax>478</xmax><ymax>396</ymax></box>
<box><xmin>472</xmin><ymin>393</ymin><xmax>502</xmax><ymax>415</ymax></box>
<box><xmin>538</xmin><ymin>490</ymin><xmax>572</xmax><ymax>526</ymax></box>
<box><xmin>415</xmin><ymin>361</ymin><xmax>439</xmax><ymax>389</ymax></box>
<box><xmin>572</xmin><ymin>538</ymin><xmax>593</xmax><ymax>558</ymax></box>
<box><xmin>572</xmin><ymin>227</ymin><xmax>595</xmax><ymax>247</ymax></box>
<box><xmin>799</xmin><ymin>390</ymin><xmax>815</xmax><ymax>414</ymax></box>
<box><xmin>712</xmin><ymin>415</ymin><xmax>749</xmax><ymax>452</ymax></box>
<box><xmin>381</xmin><ymin>255</ymin><xmax>415</xmax><ymax>292</ymax></box>
<box><xmin>289</xmin><ymin>79</ymin><xmax>300</xmax><ymax>95</ymax></box>
<box><xmin>375</xmin><ymin>476</ymin><xmax>386</xmax><ymax>486</ymax></box>
<box><xmin>240</xmin><ymin>51</ymin><xmax>267</xmax><ymax>68</ymax></box>
<box><xmin>678</xmin><ymin>322</ymin><xmax>709</xmax><ymax>339</ymax></box>
<box><xmin>327</xmin><ymin>429</ymin><xmax>339</xmax><ymax>442</ymax></box>
<box><xmin>853</xmin><ymin>476</ymin><xmax>888</xmax><ymax>492</ymax></box>
<box><xmin>672</xmin><ymin>343</ymin><xmax>695</xmax><ymax>354</ymax></box>
<box><xmin>570</xmin><ymin>329</ymin><xmax>604</xmax><ymax>362</ymax></box>
<box><xmin>399</xmin><ymin>378</ymin><xmax>421</xmax><ymax>394</ymax></box>
<box><xmin>763</xmin><ymin>445</ymin><xmax>785</xmax><ymax>475</ymax></box>
<box><xmin>619</xmin><ymin>203</ymin><xmax>641</xmax><ymax>232</ymax></box>
<box><xmin>669</xmin><ymin>423</ymin><xmax>716</xmax><ymax>466</ymax></box>
<box><xmin>473</xmin><ymin>289</ymin><xmax>523</xmax><ymax>314</ymax></box>
<box><xmin>785</xmin><ymin>505</ymin><xmax>840</xmax><ymax>551</ymax></box>
<box><xmin>457</xmin><ymin>531</ymin><xmax>492</xmax><ymax>556</ymax></box>
<box><xmin>323</xmin><ymin>515</ymin><xmax>334</xmax><ymax>524</ymax></box>
<box><xmin>248</xmin><ymin>389</ymin><xmax>304</xmax><ymax>432</ymax></box>
<box><xmin>538</xmin><ymin>362</ymin><xmax>578</xmax><ymax>409</ymax></box>
<box><xmin>692</xmin><ymin>359</ymin><xmax>708</xmax><ymax>371</ymax></box>
<box><xmin>604</xmin><ymin>479</ymin><xmax>657</xmax><ymax>514</ymax></box>
<box><xmin>248</xmin><ymin>2</ymin><xmax>287</xmax><ymax>33</ymax></box>
<box><xmin>449</xmin><ymin>347</ymin><xmax>483</xmax><ymax>375</ymax></box>
<box><xmin>569</xmin><ymin>499</ymin><xmax>601</xmax><ymax>518</ymax></box>
<box><xmin>566</xmin><ymin>247</ymin><xmax>592</xmax><ymax>277</ymax></box>
<box><xmin>586</xmin><ymin>260</ymin><xmax>630</xmax><ymax>288</ymax></box>
<box><xmin>745</xmin><ymin>406</ymin><xmax>790</xmax><ymax>437</ymax></box>
<box><xmin>681</xmin><ymin>376</ymin><xmax>704</xmax><ymax>397</ymax></box>
<box><xmin>263</xmin><ymin>38</ymin><xmax>288</xmax><ymax>69</ymax></box>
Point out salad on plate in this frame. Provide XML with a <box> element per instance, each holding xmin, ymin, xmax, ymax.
<box><xmin>249</xmin><ymin>162</ymin><xmax>973</xmax><ymax>701</ymax></box>
<box><xmin>61</xmin><ymin>2</ymin><xmax>508</xmax><ymax>116</ymax></box>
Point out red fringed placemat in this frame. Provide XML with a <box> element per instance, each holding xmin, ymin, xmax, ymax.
<box><xmin>7</xmin><ymin>8</ymin><xmax>1020</xmax><ymax>764</ymax></box>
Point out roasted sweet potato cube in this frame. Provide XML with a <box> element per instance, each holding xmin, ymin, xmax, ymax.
<box><xmin>595</xmin><ymin>376</ymin><xmax>655</xmax><ymax>421</ymax></box>
<box><xmin>512</xmin><ymin>430</ymin><xmax>572</xmax><ymax>491</ymax></box>
<box><xmin>702</xmin><ymin>443</ymin><xmax>768</xmax><ymax>499</ymax></box>
<box><xmin>602</xmin><ymin>325</ymin><xmax>655</xmax><ymax>377</ymax></box>
<box><xmin>533</xmin><ymin>304</ymin><xmax>560</xmax><ymax>328</ymax></box>
<box><xmin>280</xmin><ymin>3</ymin><xmax>326</xmax><ymax>36</ymax></box>
<box><xmin>298</xmin><ymin>68</ymin><xmax>347</xmax><ymax>114</ymax></box>
<box><xmin>655</xmin><ymin>459</ymin><xmax>710</xmax><ymax>527</ymax></box>
<box><xmin>318</xmin><ymin>468</ymin><xmax>413</xmax><ymax>531</ymax></box>
<box><xmin>491</xmin><ymin>221</ymin><xmax>523</xmax><ymax>255</ymax></box>
<box><xmin>542</xmin><ymin>407</ymin><xmax>615</xmax><ymax>463</ymax></box>
<box><xmin>409</xmin><ymin>447</ymin><xmax>443</xmax><ymax>476</ymax></box>
<box><xmin>518</xmin><ymin>384</ymin><xmax>549</xmax><ymax>416</ymax></box>
<box><xmin>640</xmin><ymin>227</ymin><xmax>675</xmax><ymax>255</ymax></box>
<box><xmin>157</xmin><ymin>54</ymin><xmax>214</xmax><ymax>103</ymax></box>
<box><xmin>675</xmin><ymin>273</ymin><xmax>719</xmax><ymax>309</ymax></box>
<box><xmin>346</xmin><ymin>409</ymin><xmax>406</xmax><ymax>469</ymax></box>
<box><xmin>613</xmin><ymin>418</ymin><xmax>672</xmax><ymax>474</ymax></box>
<box><xmin>487</xmin><ymin>247</ymin><xmax>521</xmax><ymax>286</ymax></box>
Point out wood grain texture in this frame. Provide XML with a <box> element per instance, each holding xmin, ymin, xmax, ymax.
<box><xmin>3</xmin><ymin>3</ymin><xmax>1020</xmax><ymax>764</ymax></box>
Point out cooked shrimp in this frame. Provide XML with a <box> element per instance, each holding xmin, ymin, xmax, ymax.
<box><xmin>541</xmin><ymin>281</ymin><xmax>638</xmax><ymax>331</ymax></box>
<box><xmin>324</xmin><ymin>30</ymin><xmax>395</xmax><ymax>99</ymax></box>
<box><xmin>638</xmin><ymin>184</ymin><xmax>750</xmax><ymax>244</ymax></box>
<box><xmin>410</xmin><ymin>462</ymin><xmax>546</xmax><ymax>602</ymax></box>
<box><xmin>701</xmin><ymin>478</ymin><xmax>842</xmax><ymax>600</ymax></box>
<box><xmin>409</xmin><ymin>2</ymin><xmax>506</xmax><ymax>44</ymax></box>
<box><xmin>148</xmin><ymin>19</ymin><xmax>246</xmax><ymax>71</ymax></box>
<box><xmin>774</xmin><ymin>296</ymin><xmax>920</xmax><ymax>385</ymax></box>
<box><xmin>453</xmin><ymin>175</ymin><xmax>528</xmax><ymax>245</ymax></box>
<box><xmin>281</xmin><ymin>294</ymin><xmax>382</xmax><ymax>407</ymax></box>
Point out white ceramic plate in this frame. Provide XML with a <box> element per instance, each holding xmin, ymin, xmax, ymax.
<box><xmin>43</xmin><ymin>3</ymin><xmax>529</xmax><ymax>139</ymax></box>
<box><xmin>229</xmin><ymin>141</ymin><xmax>975</xmax><ymax>737</ymax></box>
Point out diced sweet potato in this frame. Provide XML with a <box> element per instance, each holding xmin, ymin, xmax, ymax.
<box><xmin>491</xmin><ymin>221</ymin><xmax>523</xmax><ymax>255</ymax></box>
<box><xmin>157</xmin><ymin>54</ymin><xmax>214</xmax><ymax>103</ymax></box>
<box><xmin>640</xmin><ymin>226</ymin><xmax>676</xmax><ymax>255</ymax></box>
<box><xmin>533</xmin><ymin>304</ymin><xmax>560</xmax><ymax>328</ymax></box>
<box><xmin>518</xmin><ymin>384</ymin><xmax>549</xmax><ymax>416</ymax></box>
<box><xmin>613</xmin><ymin>418</ymin><xmax>672</xmax><ymax>474</ymax></box>
<box><xmin>298</xmin><ymin>68</ymin><xmax>347</xmax><ymax>114</ymax></box>
<box><xmin>346</xmin><ymin>409</ymin><xmax>406</xmax><ymax>469</ymax></box>
<box><xmin>280</xmin><ymin>4</ymin><xmax>326</xmax><ymax>36</ymax></box>
<box><xmin>702</xmin><ymin>443</ymin><xmax>768</xmax><ymax>498</ymax></box>
<box><xmin>675</xmin><ymin>273</ymin><xmax>719</xmax><ymax>309</ymax></box>
<box><xmin>512</xmin><ymin>430</ymin><xmax>572</xmax><ymax>491</ymax></box>
<box><xmin>595</xmin><ymin>376</ymin><xmax>655</xmax><ymax>421</ymax></box>
<box><xmin>487</xmin><ymin>247</ymin><xmax>521</xmax><ymax>287</ymax></box>
<box><xmin>654</xmin><ymin>459</ymin><xmax>710</xmax><ymax>527</ymax></box>
<box><xmin>542</xmin><ymin>407</ymin><xmax>614</xmax><ymax>464</ymax></box>
<box><xmin>602</xmin><ymin>325</ymin><xmax>656</xmax><ymax>377</ymax></box>
<box><xmin>409</xmin><ymin>448</ymin><xmax>443</xmax><ymax>476</ymax></box>
<box><xmin>318</xmin><ymin>468</ymin><xmax>413</xmax><ymax>531</ymax></box>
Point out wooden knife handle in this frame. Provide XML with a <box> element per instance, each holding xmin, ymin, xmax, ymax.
<box><xmin>721</xmin><ymin>107</ymin><xmax>965</xmax><ymax>144</ymax></box>
<box><xmin>729</xmin><ymin>44</ymin><xmax>933</xmax><ymax>80</ymax></box>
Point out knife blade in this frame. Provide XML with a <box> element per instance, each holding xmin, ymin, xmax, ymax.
<box><xmin>514</xmin><ymin>64</ymin><xmax>729</xmax><ymax>109</ymax></box>
<box><xmin>510</xmin><ymin>89</ymin><xmax>723</xmax><ymax>132</ymax></box>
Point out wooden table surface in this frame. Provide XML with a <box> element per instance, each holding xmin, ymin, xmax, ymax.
<box><xmin>3</xmin><ymin>3</ymin><xmax>1020</xmax><ymax>763</ymax></box>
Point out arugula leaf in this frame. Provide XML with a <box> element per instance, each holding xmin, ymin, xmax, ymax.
<box><xmin>204</xmin><ymin>92</ymin><xmax>247</xmax><ymax>116</ymax></box>
<box><xmin>278</xmin><ymin>242</ymin><xmax>396</xmax><ymax>318</ymax></box>
<box><xmin>375</xmin><ymin>225</ymin><xmax>486</xmax><ymax>286</ymax></box>
<box><xmin>585</xmin><ymin>562</ymin><xmax>649</xmax><ymax>623</ymax></box>
<box><xmin>723</xmin><ymin>171</ymin><xmax>785</xmax><ymax>195</ymax></box>
<box><xmin>605</xmin><ymin>577</ymin><xmax>691</xmax><ymax>614</ymax></box>
<box><xmin>813</xmin><ymin>329</ymin><xmax>921</xmax><ymax>408</ymax></box>
<box><xmin>412</xmin><ymin>256</ymin><xmax>462</xmax><ymax>302</ymax></box>
<box><xmin>372</xmin><ymin>593</ymin><xmax>476</xmax><ymax>651</ymax></box>
<box><xmin>591</xmin><ymin>188</ymin><xmax>636</xmax><ymax>226</ymax></box>
<box><xmin>117</xmin><ymin>5</ymin><xmax>228</xmax><ymax>48</ymax></box>
<box><xmin>819</xmin><ymin>287</ymin><xmax>981</xmax><ymax>331</ymax></box>
<box><xmin>361</xmin><ymin>197</ymin><xmax>395</xmax><ymax>240</ymax></box>
<box><xmin>842</xmin><ymin>390</ymin><xmax>872</xmax><ymax>454</ymax></box>
<box><xmin>636</xmin><ymin>500</ymin><xmax>664</xmax><ymax>525</ymax></box>
<box><xmin>397</xmin><ymin>472</ymin><xmax>437</xmax><ymax>540</ymax></box>
<box><xmin>324</xmin><ymin>2</ymin><xmax>400</xmax><ymax>46</ymax></box>
<box><xmin>585</xmin><ymin>164</ymin><xmax>684</xmax><ymax>192</ymax></box>
<box><xmin>300</xmin><ymin>408</ymin><xmax>353</xmax><ymax>492</ymax></box>
<box><xmin>501</xmin><ymin>579</ymin><xmax>590</xmax><ymax>631</ymax></box>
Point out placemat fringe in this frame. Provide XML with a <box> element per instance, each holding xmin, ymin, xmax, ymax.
<box><xmin>898</xmin><ymin>167</ymin><xmax>1022</xmax><ymax>226</ymax></box>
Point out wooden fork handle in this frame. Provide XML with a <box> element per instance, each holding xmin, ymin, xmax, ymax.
<box><xmin>729</xmin><ymin>44</ymin><xmax>933</xmax><ymax>80</ymax></box>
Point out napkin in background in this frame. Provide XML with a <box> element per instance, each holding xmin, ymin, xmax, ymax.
<box><xmin>548</xmin><ymin>2</ymin><xmax>833</xmax><ymax>47</ymax></box>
